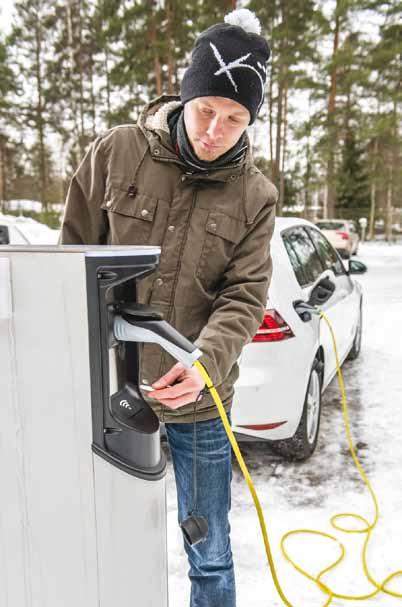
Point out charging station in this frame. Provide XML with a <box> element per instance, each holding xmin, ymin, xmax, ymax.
<box><xmin>0</xmin><ymin>245</ymin><xmax>171</xmax><ymax>607</ymax></box>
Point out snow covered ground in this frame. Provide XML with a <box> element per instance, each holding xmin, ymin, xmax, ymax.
<box><xmin>164</xmin><ymin>240</ymin><xmax>402</xmax><ymax>607</ymax></box>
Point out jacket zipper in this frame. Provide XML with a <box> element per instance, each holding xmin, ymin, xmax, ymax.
<box><xmin>160</xmin><ymin>183</ymin><xmax>198</xmax><ymax>423</ymax></box>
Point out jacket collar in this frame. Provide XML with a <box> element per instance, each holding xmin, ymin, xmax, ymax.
<box><xmin>138</xmin><ymin>94</ymin><xmax>254</xmax><ymax>183</ymax></box>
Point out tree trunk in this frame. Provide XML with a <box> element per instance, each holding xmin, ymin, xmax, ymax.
<box><xmin>89</xmin><ymin>48</ymin><xmax>97</xmax><ymax>138</ymax></box>
<box><xmin>326</xmin><ymin>9</ymin><xmax>340</xmax><ymax>219</ymax></box>
<box><xmin>76</xmin><ymin>0</ymin><xmax>86</xmax><ymax>157</ymax></box>
<box><xmin>368</xmin><ymin>138</ymin><xmax>378</xmax><ymax>241</ymax></box>
<box><xmin>274</xmin><ymin>72</ymin><xmax>283</xmax><ymax>209</ymax></box>
<box><xmin>274</xmin><ymin>0</ymin><xmax>289</xmax><ymax>214</ymax></box>
<box><xmin>34</xmin><ymin>11</ymin><xmax>48</xmax><ymax>212</ymax></box>
<box><xmin>149</xmin><ymin>1</ymin><xmax>162</xmax><ymax>95</ymax></box>
<box><xmin>0</xmin><ymin>135</ymin><xmax>6</xmax><ymax>212</ymax></box>
<box><xmin>165</xmin><ymin>0</ymin><xmax>175</xmax><ymax>94</ymax></box>
<box><xmin>385</xmin><ymin>100</ymin><xmax>398</xmax><ymax>242</ymax></box>
<box><xmin>368</xmin><ymin>181</ymin><xmax>376</xmax><ymax>241</ymax></box>
<box><xmin>385</xmin><ymin>161</ymin><xmax>393</xmax><ymax>242</ymax></box>
<box><xmin>279</xmin><ymin>69</ymin><xmax>289</xmax><ymax>213</ymax></box>
<box><xmin>66</xmin><ymin>1</ymin><xmax>82</xmax><ymax>162</ymax></box>
<box><xmin>104</xmin><ymin>46</ymin><xmax>111</xmax><ymax>128</ymax></box>
<box><xmin>268</xmin><ymin>60</ymin><xmax>274</xmax><ymax>173</ymax></box>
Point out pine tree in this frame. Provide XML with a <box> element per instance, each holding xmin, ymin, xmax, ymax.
<box><xmin>249</xmin><ymin>0</ymin><xmax>326</xmax><ymax>214</ymax></box>
<box><xmin>8</xmin><ymin>0</ymin><xmax>57</xmax><ymax>211</ymax></box>
<box><xmin>368</xmin><ymin>2</ymin><xmax>402</xmax><ymax>240</ymax></box>
<box><xmin>336</xmin><ymin>129</ymin><xmax>369</xmax><ymax>214</ymax></box>
<box><xmin>0</xmin><ymin>36</ymin><xmax>20</xmax><ymax>210</ymax></box>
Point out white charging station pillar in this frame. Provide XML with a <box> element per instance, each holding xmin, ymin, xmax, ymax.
<box><xmin>0</xmin><ymin>246</ymin><xmax>168</xmax><ymax>607</ymax></box>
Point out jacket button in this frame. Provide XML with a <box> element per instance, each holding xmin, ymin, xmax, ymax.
<box><xmin>141</xmin><ymin>209</ymin><xmax>149</xmax><ymax>217</ymax></box>
<box><xmin>155</xmin><ymin>278</ymin><xmax>163</xmax><ymax>286</ymax></box>
<box><xmin>153</xmin><ymin>147</ymin><xmax>160</xmax><ymax>155</ymax></box>
<box><xmin>168</xmin><ymin>225</ymin><xmax>175</xmax><ymax>232</ymax></box>
<box><xmin>230</xmin><ymin>174</ymin><xmax>237</xmax><ymax>181</ymax></box>
<box><xmin>105</xmin><ymin>200</ymin><xmax>112</xmax><ymax>208</ymax></box>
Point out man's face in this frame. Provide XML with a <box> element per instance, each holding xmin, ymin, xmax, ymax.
<box><xmin>183</xmin><ymin>96</ymin><xmax>250</xmax><ymax>162</ymax></box>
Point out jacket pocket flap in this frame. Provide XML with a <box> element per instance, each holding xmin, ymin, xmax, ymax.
<box><xmin>102</xmin><ymin>187</ymin><xmax>158</xmax><ymax>222</ymax></box>
<box><xmin>205</xmin><ymin>212</ymin><xmax>244</xmax><ymax>244</ymax></box>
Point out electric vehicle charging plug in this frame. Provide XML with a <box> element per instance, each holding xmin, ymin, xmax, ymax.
<box><xmin>293</xmin><ymin>300</ymin><xmax>321</xmax><ymax>322</ymax></box>
<box><xmin>114</xmin><ymin>314</ymin><xmax>202</xmax><ymax>369</ymax></box>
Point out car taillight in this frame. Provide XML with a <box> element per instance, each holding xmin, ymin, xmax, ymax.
<box><xmin>335</xmin><ymin>230</ymin><xmax>349</xmax><ymax>240</ymax></box>
<box><xmin>252</xmin><ymin>309</ymin><xmax>294</xmax><ymax>342</ymax></box>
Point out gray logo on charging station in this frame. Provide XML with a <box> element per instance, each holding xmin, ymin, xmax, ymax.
<box><xmin>120</xmin><ymin>399</ymin><xmax>132</xmax><ymax>410</ymax></box>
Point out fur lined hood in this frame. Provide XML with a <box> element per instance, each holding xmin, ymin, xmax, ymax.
<box><xmin>144</xmin><ymin>99</ymin><xmax>181</xmax><ymax>133</ymax></box>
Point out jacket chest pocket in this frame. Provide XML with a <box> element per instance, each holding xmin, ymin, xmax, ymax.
<box><xmin>101</xmin><ymin>186</ymin><xmax>158</xmax><ymax>245</ymax></box>
<box><xmin>196</xmin><ymin>212</ymin><xmax>245</xmax><ymax>292</ymax></box>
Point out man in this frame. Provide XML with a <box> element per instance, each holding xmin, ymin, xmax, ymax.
<box><xmin>61</xmin><ymin>8</ymin><xmax>277</xmax><ymax>607</ymax></box>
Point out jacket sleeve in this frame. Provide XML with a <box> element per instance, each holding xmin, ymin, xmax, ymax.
<box><xmin>193</xmin><ymin>198</ymin><xmax>277</xmax><ymax>387</ymax></box>
<box><xmin>60</xmin><ymin>136</ymin><xmax>108</xmax><ymax>244</ymax></box>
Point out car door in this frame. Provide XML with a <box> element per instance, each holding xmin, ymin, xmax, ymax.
<box><xmin>282</xmin><ymin>226</ymin><xmax>346</xmax><ymax>383</ymax></box>
<box><xmin>306</xmin><ymin>226</ymin><xmax>359</xmax><ymax>376</ymax></box>
<box><xmin>8</xmin><ymin>225</ymin><xmax>29</xmax><ymax>245</ymax></box>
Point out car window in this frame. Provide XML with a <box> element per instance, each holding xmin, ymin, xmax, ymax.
<box><xmin>0</xmin><ymin>224</ymin><xmax>10</xmax><ymax>244</ymax></box>
<box><xmin>282</xmin><ymin>237</ymin><xmax>309</xmax><ymax>286</ymax></box>
<box><xmin>306</xmin><ymin>227</ymin><xmax>346</xmax><ymax>277</ymax></box>
<box><xmin>316</xmin><ymin>221</ymin><xmax>345</xmax><ymax>231</ymax></box>
<box><xmin>283</xmin><ymin>227</ymin><xmax>324</xmax><ymax>287</ymax></box>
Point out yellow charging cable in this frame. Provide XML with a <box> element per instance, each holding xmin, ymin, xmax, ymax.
<box><xmin>195</xmin><ymin>358</ymin><xmax>294</xmax><ymax>607</ymax></box>
<box><xmin>194</xmin><ymin>309</ymin><xmax>402</xmax><ymax>606</ymax></box>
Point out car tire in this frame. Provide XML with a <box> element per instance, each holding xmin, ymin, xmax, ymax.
<box><xmin>346</xmin><ymin>303</ymin><xmax>362</xmax><ymax>361</ymax></box>
<box><xmin>270</xmin><ymin>362</ymin><xmax>322</xmax><ymax>461</ymax></box>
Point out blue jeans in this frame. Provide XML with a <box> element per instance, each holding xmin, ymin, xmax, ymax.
<box><xmin>165</xmin><ymin>414</ymin><xmax>236</xmax><ymax>607</ymax></box>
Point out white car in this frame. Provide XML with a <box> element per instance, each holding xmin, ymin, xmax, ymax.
<box><xmin>232</xmin><ymin>217</ymin><xmax>366</xmax><ymax>460</ymax></box>
<box><xmin>0</xmin><ymin>214</ymin><xmax>60</xmax><ymax>245</ymax></box>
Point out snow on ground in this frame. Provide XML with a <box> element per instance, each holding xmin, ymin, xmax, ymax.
<box><xmin>165</xmin><ymin>240</ymin><xmax>402</xmax><ymax>606</ymax></box>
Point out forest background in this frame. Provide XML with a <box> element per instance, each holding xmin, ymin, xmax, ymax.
<box><xmin>0</xmin><ymin>0</ymin><xmax>401</xmax><ymax>239</ymax></box>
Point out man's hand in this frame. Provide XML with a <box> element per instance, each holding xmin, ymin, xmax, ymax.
<box><xmin>147</xmin><ymin>362</ymin><xmax>205</xmax><ymax>410</ymax></box>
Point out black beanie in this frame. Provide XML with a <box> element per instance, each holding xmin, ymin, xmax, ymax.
<box><xmin>181</xmin><ymin>9</ymin><xmax>270</xmax><ymax>125</ymax></box>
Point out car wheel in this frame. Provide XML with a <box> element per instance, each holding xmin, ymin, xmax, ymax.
<box><xmin>270</xmin><ymin>362</ymin><xmax>322</xmax><ymax>461</ymax></box>
<box><xmin>346</xmin><ymin>303</ymin><xmax>362</xmax><ymax>361</ymax></box>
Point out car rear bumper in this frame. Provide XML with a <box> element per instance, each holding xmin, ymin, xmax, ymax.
<box><xmin>232</xmin><ymin>340</ymin><xmax>313</xmax><ymax>440</ymax></box>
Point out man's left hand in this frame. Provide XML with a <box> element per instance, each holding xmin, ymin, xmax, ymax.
<box><xmin>147</xmin><ymin>362</ymin><xmax>205</xmax><ymax>409</ymax></box>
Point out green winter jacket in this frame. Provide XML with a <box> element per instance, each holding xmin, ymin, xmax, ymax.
<box><xmin>60</xmin><ymin>94</ymin><xmax>277</xmax><ymax>422</ymax></box>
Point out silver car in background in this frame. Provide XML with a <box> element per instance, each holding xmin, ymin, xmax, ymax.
<box><xmin>315</xmin><ymin>219</ymin><xmax>360</xmax><ymax>258</ymax></box>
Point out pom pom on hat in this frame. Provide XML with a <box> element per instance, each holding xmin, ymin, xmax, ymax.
<box><xmin>224</xmin><ymin>8</ymin><xmax>262</xmax><ymax>35</ymax></box>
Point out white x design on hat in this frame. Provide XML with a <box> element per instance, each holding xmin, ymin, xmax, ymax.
<box><xmin>209</xmin><ymin>42</ymin><xmax>265</xmax><ymax>111</ymax></box>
